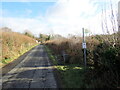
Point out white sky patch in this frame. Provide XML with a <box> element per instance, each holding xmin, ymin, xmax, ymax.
<box><xmin>1</xmin><ymin>0</ymin><xmax>58</xmax><ymax>2</ymax></box>
<box><xmin>45</xmin><ymin>0</ymin><xmax>103</xmax><ymax>36</ymax></box>
<box><xmin>1</xmin><ymin>17</ymin><xmax>51</xmax><ymax>37</ymax></box>
<box><xmin>45</xmin><ymin>0</ymin><xmax>119</xmax><ymax>36</ymax></box>
<box><xmin>1</xmin><ymin>0</ymin><xmax>119</xmax><ymax>37</ymax></box>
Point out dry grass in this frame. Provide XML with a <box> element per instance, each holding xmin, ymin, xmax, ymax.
<box><xmin>1</xmin><ymin>31</ymin><xmax>37</xmax><ymax>67</ymax></box>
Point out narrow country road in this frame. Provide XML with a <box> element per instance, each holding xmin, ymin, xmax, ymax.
<box><xmin>2</xmin><ymin>45</ymin><xmax>57</xmax><ymax>89</ymax></box>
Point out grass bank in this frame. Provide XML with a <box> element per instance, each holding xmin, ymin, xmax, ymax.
<box><xmin>1</xmin><ymin>31</ymin><xmax>38</xmax><ymax>67</ymax></box>
<box><xmin>45</xmin><ymin>45</ymin><xmax>86</xmax><ymax>88</ymax></box>
<box><xmin>1</xmin><ymin>44</ymin><xmax>38</xmax><ymax>67</ymax></box>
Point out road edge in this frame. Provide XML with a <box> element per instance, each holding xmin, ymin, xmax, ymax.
<box><xmin>2</xmin><ymin>44</ymin><xmax>39</xmax><ymax>76</ymax></box>
<box><xmin>44</xmin><ymin>45</ymin><xmax>64</xmax><ymax>88</ymax></box>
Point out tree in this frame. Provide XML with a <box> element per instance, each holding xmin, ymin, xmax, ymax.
<box><xmin>24</xmin><ymin>30</ymin><xmax>34</xmax><ymax>38</ymax></box>
<box><xmin>39</xmin><ymin>34</ymin><xmax>50</xmax><ymax>43</ymax></box>
<box><xmin>101</xmin><ymin>1</ymin><xmax>118</xmax><ymax>47</ymax></box>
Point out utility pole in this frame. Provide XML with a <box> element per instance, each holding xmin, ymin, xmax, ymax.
<box><xmin>82</xmin><ymin>28</ymin><xmax>87</xmax><ymax>68</ymax></box>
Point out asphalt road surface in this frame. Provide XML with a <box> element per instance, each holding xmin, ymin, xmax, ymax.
<box><xmin>2</xmin><ymin>45</ymin><xmax>57</xmax><ymax>89</ymax></box>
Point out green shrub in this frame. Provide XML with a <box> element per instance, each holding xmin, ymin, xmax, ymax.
<box><xmin>46</xmin><ymin>32</ymin><xmax>120</xmax><ymax>88</ymax></box>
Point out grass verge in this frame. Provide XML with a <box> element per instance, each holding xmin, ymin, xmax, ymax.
<box><xmin>45</xmin><ymin>45</ymin><xmax>86</xmax><ymax>88</ymax></box>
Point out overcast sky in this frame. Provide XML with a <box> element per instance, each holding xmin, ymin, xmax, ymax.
<box><xmin>0</xmin><ymin>0</ymin><xmax>119</xmax><ymax>37</ymax></box>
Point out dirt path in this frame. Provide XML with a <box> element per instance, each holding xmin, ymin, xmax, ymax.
<box><xmin>2</xmin><ymin>45</ymin><xmax>57</xmax><ymax>89</ymax></box>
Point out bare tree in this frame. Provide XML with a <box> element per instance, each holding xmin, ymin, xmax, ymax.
<box><xmin>101</xmin><ymin>0</ymin><xmax>118</xmax><ymax>47</ymax></box>
<box><xmin>118</xmin><ymin>1</ymin><xmax>120</xmax><ymax>31</ymax></box>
